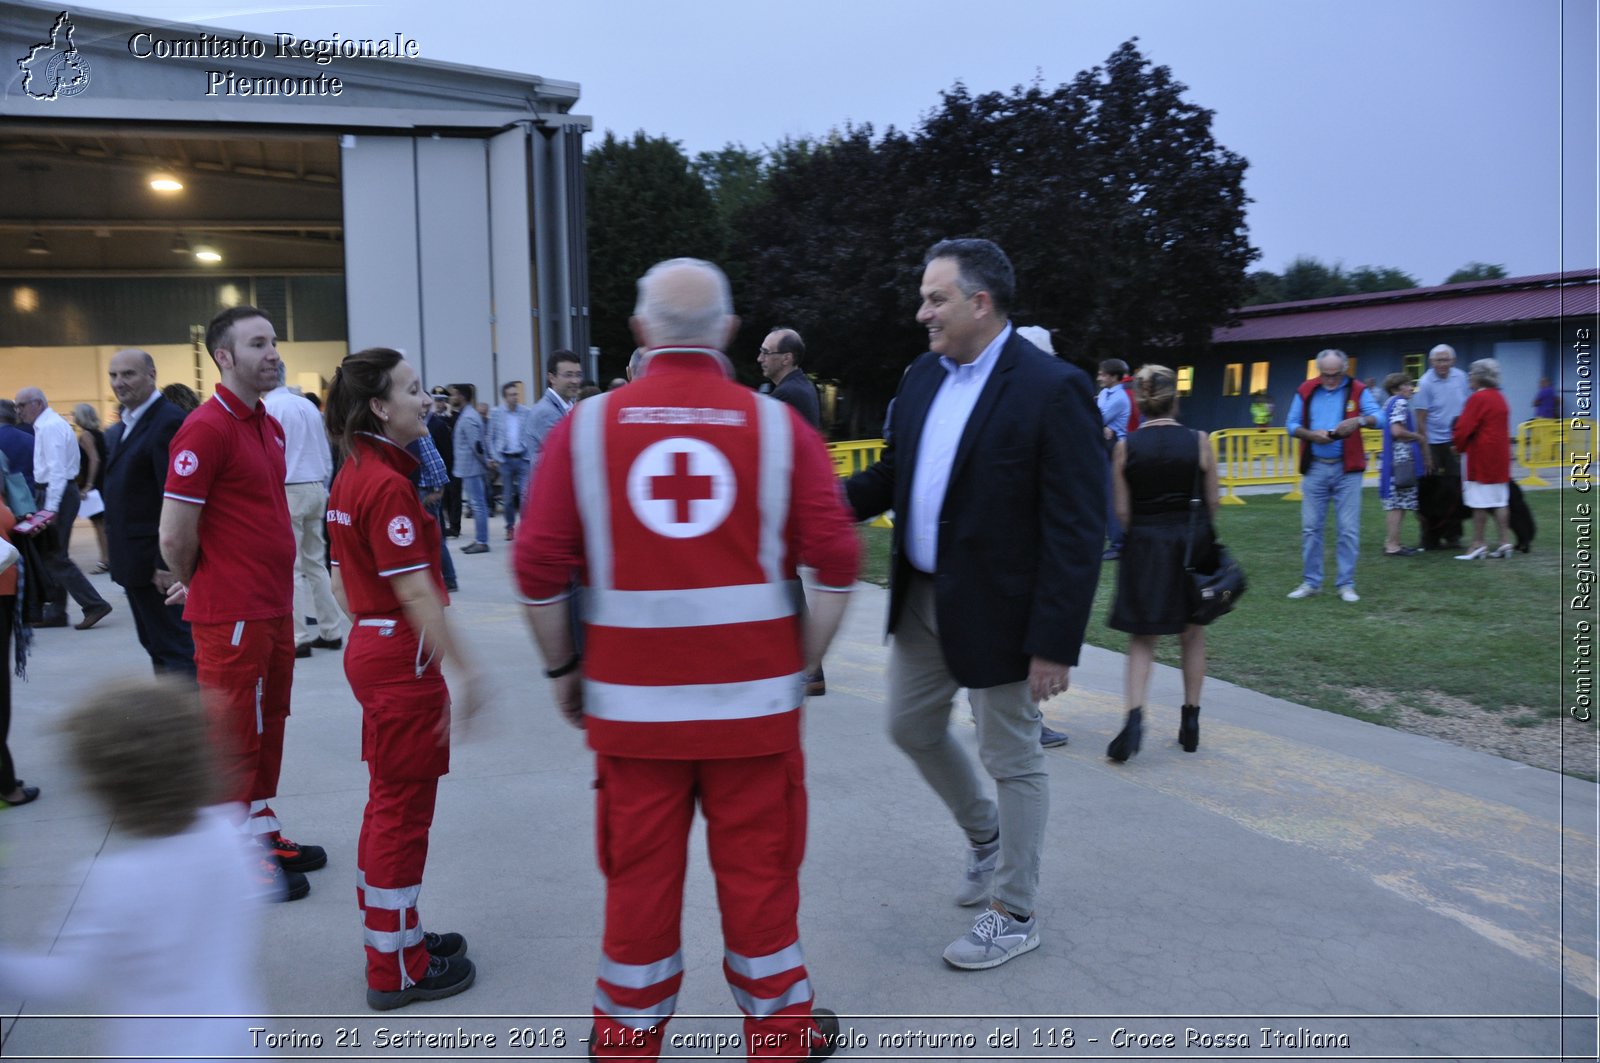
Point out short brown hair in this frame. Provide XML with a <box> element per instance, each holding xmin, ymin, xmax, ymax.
<box><xmin>1383</xmin><ymin>372</ymin><xmax>1411</xmax><ymax>394</ymax></box>
<box><xmin>204</xmin><ymin>305</ymin><xmax>270</xmax><ymax>364</ymax></box>
<box><xmin>65</xmin><ymin>678</ymin><xmax>216</xmax><ymax>838</ymax></box>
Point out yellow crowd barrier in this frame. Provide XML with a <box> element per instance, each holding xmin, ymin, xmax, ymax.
<box><xmin>826</xmin><ymin>439</ymin><xmax>893</xmax><ymax>527</ymax></box>
<box><xmin>1518</xmin><ymin>418</ymin><xmax>1594</xmax><ymax>486</ymax></box>
<box><xmin>1210</xmin><ymin>427</ymin><xmax>1384</xmax><ymax>504</ymax></box>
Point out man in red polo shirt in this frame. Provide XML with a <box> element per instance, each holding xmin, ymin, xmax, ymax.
<box><xmin>159</xmin><ymin>305</ymin><xmax>326</xmax><ymax>901</ymax></box>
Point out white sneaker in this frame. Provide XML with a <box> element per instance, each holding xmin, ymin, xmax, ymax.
<box><xmin>1338</xmin><ymin>587</ymin><xmax>1360</xmax><ymax>603</ymax></box>
<box><xmin>956</xmin><ymin>836</ymin><xmax>1000</xmax><ymax>906</ymax></box>
<box><xmin>942</xmin><ymin>906</ymin><xmax>1041</xmax><ymax>970</ymax></box>
<box><xmin>1286</xmin><ymin>583</ymin><xmax>1319</xmax><ymax>599</ymax></box>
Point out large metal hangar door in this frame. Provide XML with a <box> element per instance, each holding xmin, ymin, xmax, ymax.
<box><xmin>0</xmin><ymin>126</ymin><xmax>348</xmax><ymax>418</ymax></box>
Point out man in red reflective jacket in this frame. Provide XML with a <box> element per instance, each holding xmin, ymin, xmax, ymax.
<box><xmin>515</xmin><ymin>258</ymin><xmax>859</xmax><ymax>1061</ymax></box>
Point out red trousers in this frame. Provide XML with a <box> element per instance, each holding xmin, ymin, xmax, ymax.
<box><xmin>192</xmin><ymin>615</ymin><xmax>294</xmax><ymax>839</ymax></box>
<box><xmin>591</xmin><ymin>749</ymin><xmax>825</xmax><ymax>1061</ymax></box>
<box><xmin>346</xmin><ymin>619</ymin><xmax>450</xmax><ymax>991</ymax></box>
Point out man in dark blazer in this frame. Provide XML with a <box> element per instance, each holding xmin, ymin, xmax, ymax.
<box><xmin>759</xmin><ymin>327</ymin><xmax>822</xmax><ymax>429</ymax></box>
<box><xmin>847</xmin><ymin>238</ymin><xmax>1104</xmax><ymax>971</ymax></box>
<box><xmin>103</xmin><ymin>349</ymin><xmax>196</xmax><ymax>676</ymax></box>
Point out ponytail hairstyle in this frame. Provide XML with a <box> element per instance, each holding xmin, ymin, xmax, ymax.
<box><xmin>1133</xmin><ymin>364</ymin><xmax>1179</xmax><ymax>419</ymax></box>
<box><xmin>324</xmin><ymin>347</ymin><xmax>404</xmax><ymax>461</ymax></box>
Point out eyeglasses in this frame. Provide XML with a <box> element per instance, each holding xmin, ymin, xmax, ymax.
<box><xmin>757</xmin><ymin>349</ymin><xmax>785</xmax><ymax>360</ymax></box>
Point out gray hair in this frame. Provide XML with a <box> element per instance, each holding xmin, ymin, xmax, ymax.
<box><xmin>633</xmin><ymin>258</ymin><xmax>735</xmax><ymax>348</ymax></box>
<box><xmin>1429</xmin><ymin>343</ymin><xmax>1456</xmax><ymax>362</ymax></box>
<box><xmin>1315</xmin><ymin>349</ymin><xmax>1349</xmax><ymax>372</ymax></box>
<box><xmin>626</xmin><ymin>347</ymin><xmax>645</xmax><ymax>380</ymax></box>
<box><xmin>1016</xmin><ymin>326</ymin><xmax>1054</xmax><ymax>354</ymax></box>
<box><xmin>1466</xmin><ymin>357</ymin><xmax>1501</xmax><ymax>388</ymax></box>
<box><xmin>72</xmin><ymin>403</ymin><xmax>100</xmax><ymax>431</ymax></box>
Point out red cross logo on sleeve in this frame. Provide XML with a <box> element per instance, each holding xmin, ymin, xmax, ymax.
<box><xmin>173</xmin><ymin>449</ymin><xmax>199</xmax><ymax>476</ymax></box>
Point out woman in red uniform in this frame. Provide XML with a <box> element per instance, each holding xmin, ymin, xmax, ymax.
<box><xmin>324</xmin><ymin>347</ymin><xmax>486</xmax><ymax>1010</ymax></box>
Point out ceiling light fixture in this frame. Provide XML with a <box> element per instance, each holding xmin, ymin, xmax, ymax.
<box><xmin>170</xmin><ymin>232</ymin><xmax>192</xmax><ymax>255</ymax></box>
<box><xmin>195</xmin><ymin>247</ymin><xmax>222</xmax><ymax>264</ymax></box>
<box><xmin>25</xmin><ymin>230</ymin><xmax>50</xmax><ymax>255</ymax></box>
<box><xmin>150</xmin><ymin>174</ymin><xmax>184</xmax><ymax>193</ymax></box>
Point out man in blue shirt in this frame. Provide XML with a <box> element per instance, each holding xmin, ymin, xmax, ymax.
<box><xmin>1285</xmin><ymin>350</ymin><xmax>1379</xmax><ymax>603</ymax></box>
<box><xmin>1095</xmin><ymin>359</ymin><xmax>1132</xmax><ymax>560</ymax></box>
<box><xmin>1412</xmin><ymin>343</ymin><xmax>1471</xmax><ymax>549</ymax></box>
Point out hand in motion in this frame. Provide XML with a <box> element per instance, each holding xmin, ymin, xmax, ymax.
<box><xmin>445</xmin><ymin>669</ymin><xmax>490</xmax><ymax>743</ymax></box>
<box><xmin>552</xmin><ymin>671</ymin><xmax>584</xmax><ymax>729</ymax></box>
<box><xmin>1029</xmin><ymin>657</ymin><xmax>1072</xmax><ymax>703</ymax></box>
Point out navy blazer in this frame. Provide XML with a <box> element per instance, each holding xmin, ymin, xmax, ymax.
<box><xmin>103</xmin><ymin>396</ymin><xmax>187</xmax><ymax>589</ymax></box>
<box><xmin>846</xmin><ymin>330</ymin><xmax>1105</xmax><ymax>688</ymax></box>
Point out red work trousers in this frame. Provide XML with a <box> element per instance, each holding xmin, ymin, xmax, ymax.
<box><xmin>346</xmin><ymin>618</ymin><xmax>450</xmax><ymax>991</ymax></box>
<box><xmin>191</xmin><ymin>615</ymin><xmax>294</xmax><ymax>839</ymax></box>
<box><xmin>591</xmin><ymin>748</ymin><xmax>826</xmax><ymax>1061</ymax></box>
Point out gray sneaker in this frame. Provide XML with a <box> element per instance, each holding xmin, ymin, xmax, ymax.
<box><xmin>955</xmin><ymin>836</ymin><xmax>1000</xmax><ymax>907</ymax></box>
<box><xmin>942</xmin><ymin>907</ymin><xmax>1041</xmax><ymax>970</ymax></box>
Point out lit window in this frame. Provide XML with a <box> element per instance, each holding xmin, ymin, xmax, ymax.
<box><xmin>1403</xmin><ymin>352</ymin><xmax>1425</xmax><ymax>379</ymax></box>
<box><xmin>1250</xmin><ymin>362</ymin><xmax>1269</xmax><ymax>393</ymax></box>
<box><xmin>1176</xmin><ymin>366</ymin><xmax>1193</xmax><ymax>396</ymax></box>
<box><xmin>1223</xmin><ymin>364</ymin><xmax>1243</xmax><ymax>397</ymax></box>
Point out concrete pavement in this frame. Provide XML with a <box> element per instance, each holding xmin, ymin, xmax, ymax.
<box><xmin>0</xmin><ymin>529</ymin><xmax>1595</xmax><ymax>1061</ymax></box>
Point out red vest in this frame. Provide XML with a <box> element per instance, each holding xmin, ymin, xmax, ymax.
<box><xmin>1294</xmin><ymin>377</ymin><xmax>1367</xmax><ymax>474</ymax></box>
<box><xmin>569</xmin><ymin>351</ymin><xmax>807</xmax><ymax>759</ymax></box>
<box><xmin>1120</xmin><ymin>378</ymin><xmax>1141</xmax><ymax>432</ymax></box>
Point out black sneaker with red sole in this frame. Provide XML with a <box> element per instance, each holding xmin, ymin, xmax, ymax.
<box><xmin>269</xmin><ymin>833</ymin><xmax>327</xmax><ymax>874</ymax></box>
<box><xmin>366</xmin><ymin>954</ymin><xmax>475</xmax><ymax>1011</ymax></box>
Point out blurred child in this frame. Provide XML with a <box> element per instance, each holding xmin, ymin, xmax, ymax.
<box><xmin>0</xmin><ymin>677</ymin><xmax>264</xmax><ymax>1060</ymax></box>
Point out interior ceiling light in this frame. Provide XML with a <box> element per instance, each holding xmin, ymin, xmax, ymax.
<box><xmin>150</xmin><ymin>174</ymin><xmax>184</xmax><ymax>193</ymax></box>
<box><xmin>25</xmin><ymin>230</ymin><xmax>50</xmax><ymax>255</ymax></box>
<box><xmin>195</xmin><ymin>247</ymin><xmax>222</xmax><ymax>263</ymax></box>
<box><xmin>170</xmin><ymin>233</ymin><xmax>192</xmax><ymax>255</ymax></box>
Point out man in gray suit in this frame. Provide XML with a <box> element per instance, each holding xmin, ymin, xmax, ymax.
<box><xmin>524</xmin><ymin>350</ymin><xmax>584</xmax><ymax>489</ymax></box>
<box><xmin>450</xmin><ymin>383</ymin><xmax>492</xmax><ymax>554</ymax></box>
<box><xmin>488</xmin><ymin>380</ymin><xmax>534</xmax><ymax>542</ymax></box>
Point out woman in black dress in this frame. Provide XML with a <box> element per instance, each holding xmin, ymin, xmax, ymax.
<box><xmin>1106</xmin><ymin>365</ymin><xmax>1219</xmax><ymax>761</ymax></box>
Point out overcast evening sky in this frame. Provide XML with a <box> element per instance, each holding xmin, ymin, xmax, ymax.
<box><xmin>122</xmin><ymin>0</ymin><xmax>1598</xmax><ymax>288</ymax></box>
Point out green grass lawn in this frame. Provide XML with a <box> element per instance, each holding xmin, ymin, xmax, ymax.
<box><xmin>858</xmin><ymin>487</ymin><xmax>1576</xmax><ymax>729</ymax></box>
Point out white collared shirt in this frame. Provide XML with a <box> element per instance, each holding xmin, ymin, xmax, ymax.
<box><xmin>118</xmin><ymin>389</ymin><xmax>162</xmax><ymax>440</ymax></box>
<box><xmin>31</xmin><ymin>405</ymin><xmax>81</xmax><ymax>512</ymax></box>
<box><xmin>261</xmin><ymin>385</ymin><xmax>333</xmax><ymax>484</ymax></box>
<box><xmin>545</xmin><ymin>387</ymin><xmax>573</xmax><ymax>414</ymax></box>
<box><xmin>906</xmin><ymin>324</ymin><xmax>1011</xmax><ymax>573</ymax></box>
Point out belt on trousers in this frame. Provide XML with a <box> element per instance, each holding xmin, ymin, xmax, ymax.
<box><xmin>356</xmin><ymin>617</ymin><xmax>437</xmax><ymax>677</ymax></box>
<box><xmin>1311</xmin><ymin>457</ymin><xmax>1344</xmax><ymax>463</ymax></box>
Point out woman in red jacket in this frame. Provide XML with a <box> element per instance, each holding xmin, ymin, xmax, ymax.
<box><xmin>1451</xmin><ymin>358</ymin><xmax>1514</xmax><ymax>560</ymax></box>
<box><xmin>324</xmin><ymin>348</ymin><xmax>486</xmax><ymax>1010</ymax></box>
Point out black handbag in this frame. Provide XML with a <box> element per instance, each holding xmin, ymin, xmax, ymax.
<box><xmin>1391</xmin><ymin>456</ymin><xmax>1418</xmax><ymax>490</ymax></box>
<box><xmin>1183</xmin><ymin>432</ymin><xmax>1246</xmax><ymax>624</ymax></box>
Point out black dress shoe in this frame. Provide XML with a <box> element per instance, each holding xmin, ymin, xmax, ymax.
<box><xmin>1179</xmin><ymin>704</ymin><xmax>1201</xmax><ymax>753</ymax></box>
<box><xmin>1</xmin><ymin>784</ymin><xmax>40</xmax><ymax>807</ymax></box>
<box><xmin>295</xmin><ymin>643</ymin><xmax>313</xmax><ymax>659</ymax></box>
<box><xmin>34</xmin><ymin>615</ymin><xmax>68</xmax><ymax>628</ymax></box>
<box><xmin>310</xmin><ymin>636</ymin><xmax>343</xmax><ymax>650</ymax></box>
<box><xmin>1107</xmin><ymin>707</ymin><xmax>1143</xmax><ymax>762</ymax></box>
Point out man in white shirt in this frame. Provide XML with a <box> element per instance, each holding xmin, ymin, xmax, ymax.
<box><xmin>14</xmin><ymin>387</ymin><xmax>112</xmax><ymax>629</ymax></box>
<box><xmin>262</xmin><ymin>365</ymin><xmax>343</xmax><ymax>657</ymax></box>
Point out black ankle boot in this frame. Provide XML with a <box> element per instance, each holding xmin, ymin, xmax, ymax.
<box><xmin>1179</xmin><ymin>704</ymin><xmax>1200</xmax><ymax>752</ymax></box>
<box><xmin>1107</xmin><ymin>707</ymin><xmax>1143</xmax><ymax>762</ymax></box>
